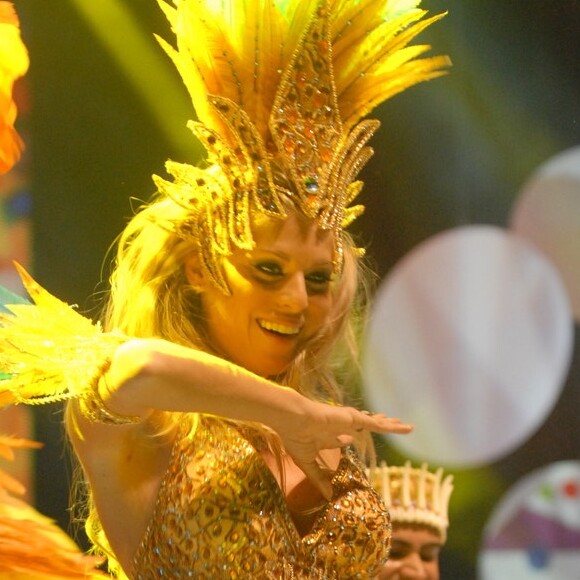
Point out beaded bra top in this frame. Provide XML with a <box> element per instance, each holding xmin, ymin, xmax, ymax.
<box><xmin>131</xmin><ymin>415</ymin><xmax>391</xmax><ymax>579</ymax></box>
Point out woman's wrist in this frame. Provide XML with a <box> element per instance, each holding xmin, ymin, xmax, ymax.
<box><xmin>258</xmin><ymin>386</ymin><xmax>311</xmax><ymax>437</ymax></box>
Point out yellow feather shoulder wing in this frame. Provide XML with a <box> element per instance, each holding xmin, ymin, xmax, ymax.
<box><xmin>0</xmin><ymin>264</ymin><xmax>126</xmax><ymax>408</ymax></box>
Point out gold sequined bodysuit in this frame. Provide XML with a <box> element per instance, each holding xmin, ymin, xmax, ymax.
<box><xmin>131</xmin><ymin>416</ymin><xmax>390</xmax><ymax>579</ymax></box>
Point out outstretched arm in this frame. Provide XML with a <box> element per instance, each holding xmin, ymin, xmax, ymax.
<box><xmin>94</xmin><ymin>338</ymin><xmax>414</xmax><ymax>498</ymax></box>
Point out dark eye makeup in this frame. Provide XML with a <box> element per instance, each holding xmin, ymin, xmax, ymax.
<box><xmin>252</xmin><ymin>260</ymin><xmax>333</xmax><ymax>289</ymax></box>
<box><xmin>255</xmin><ymin>261</ymin><xmax>283</xmax><ymax>276</ymax></box>
<box><xmin>306</xmin><ymin>270</ymin><xmax>333</xmax><ymax>285</ymax></box>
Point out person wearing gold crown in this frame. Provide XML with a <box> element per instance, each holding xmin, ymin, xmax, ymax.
<box><xmin>368</xmin><ymin>462</ymin><xmax>454</xmax><ymax>579</ymax></box>
<box><xmin>0</xmin><ymin>0</ymin><xmax>449</xmax><ymax>577</ymax></box>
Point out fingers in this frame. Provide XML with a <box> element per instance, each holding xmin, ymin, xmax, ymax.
<box><xmin>354</xmin><ymin>410</ymin><xmax>414</xmax><ymax>435</ymax></box>
<box><xmin>335</xmin><ymin>434</ymin><xmax>353</xmax><ymax>446</ymax></box>
<box><xmin>378</xmin><ymin>417</ymin><xmax>414</xmax><ymax>434</ymax></box>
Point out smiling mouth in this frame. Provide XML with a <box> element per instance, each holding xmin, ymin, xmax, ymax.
<box><xmin>258</xmin><ymin>320</ymin><xmax>301</xmax><ymax>336</ymax></box>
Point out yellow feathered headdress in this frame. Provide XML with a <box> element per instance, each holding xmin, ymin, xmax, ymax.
<box><xmin>153</xmin><ymin>0</ymin><xmax>450</xmax><ymax>292</ymax></box>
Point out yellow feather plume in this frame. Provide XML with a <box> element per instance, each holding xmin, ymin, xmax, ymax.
<box><xmin>157</xmin><ymin>0</ymin><xmax>320</xmax><ymax>139</ymax></box>
<box><xmin>157</xmin><ymin>0</ymin><xmax>449</xmax><ymax>141</ymax></box>
<box><xmin>0</xmin><ymin>264</ymin><xmax>126</xmax><ymax>408</ymax></box>
<box><xmin>331</xmin><ymin>1</ymin><xmax>450</xmax><ymax>127</ymax></box>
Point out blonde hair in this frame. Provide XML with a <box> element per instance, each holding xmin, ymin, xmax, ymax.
<box><xmin>69</xmin><ymin>192</ymin><xmax>375</xmax><ymax>574</ymax></box>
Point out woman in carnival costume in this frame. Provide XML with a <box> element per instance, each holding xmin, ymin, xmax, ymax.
<box><xmin>369</xmin><ymin>462</ymin><xmax>454</xmax><ymax>580</ymax></box>
<box><xmin>0</xmin><ymin>0</ymin><xmax>449</xmax><ymax>577</ymax></box>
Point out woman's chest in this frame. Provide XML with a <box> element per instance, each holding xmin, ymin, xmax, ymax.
<box><xmin>132</xmin><ymin>419</ymin><xmax>390</xmax><ymax>578</ymax></box>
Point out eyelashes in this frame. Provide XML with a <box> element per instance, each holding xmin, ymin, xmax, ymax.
<box><xmin>252</xmin><ymin>261</ymin><xmax>333</xmax><ymax>290</ymax></box>
<box><xmin>305</xmin><ymin>271</ymin><xmax>333</xmax><ymax>285</ymax></box>
<box><xmin>255</xmin><ymin>262</ymin><xmax>282</xmax><ymax>276</ymax></box>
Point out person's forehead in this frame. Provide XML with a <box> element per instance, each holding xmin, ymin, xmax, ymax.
<box><xmin>392</xmin><ymin>525</ymin><xmax>443</xmax><ymax>546</ymax></box>
<box><xmin>250</xmin><ymin>213</ymin><xmax>334</xmax><ymax>250</ymax></box>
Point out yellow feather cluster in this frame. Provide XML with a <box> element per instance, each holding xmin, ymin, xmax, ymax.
<box><xmin>0</xmin><ymin>264</ymin><xmax>126</xmax><ymax>408</ymax></box>
<box><xmin>0</xmin><ymin>1</ymin><xmax>30</xmax><ymax>173</ymax></box>
<box><xmin>157</xmin><ymin>0</ymin><xmax>449</xmax><ymax>140</ymax></box>
<box><xmin>331</xmin><ymin>0</ymin><xmax>450</xmax><ymax>128</ymax></box>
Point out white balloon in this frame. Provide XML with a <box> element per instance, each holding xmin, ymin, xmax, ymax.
<box><xmin>511</xmin><ymin>146</ymin><xmax>580</xmax><ymax>321</ymax></box>
<box><xmin>362</xmin><ymin>225</ymin><xmax>573</xmax><ymax>466</ymax></box>
<box><xmin>479</xmin><ymin>461</ymin><xmax>580</xmax><ymax>580</ymax></box>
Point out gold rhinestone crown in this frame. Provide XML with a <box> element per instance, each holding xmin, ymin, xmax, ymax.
<box><xmin>153</xmin><ymin>0</ymin><xmax>450</xmax><ymax>292</ymax></box>
<box><xmin>367</xmin><ymin>461</ymin><xmax>454</xmax><ymax>541</ymax></box>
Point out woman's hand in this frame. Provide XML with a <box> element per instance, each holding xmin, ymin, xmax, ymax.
<box><xmin>271</xmin><ymin>399</ymin><xmax>413</xmax><ymax>500</ymax></box>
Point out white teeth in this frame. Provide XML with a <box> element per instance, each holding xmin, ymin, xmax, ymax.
<box><xmin>259</xmin><ymin>320</ymin><xmax>300</xmax><ymax>335</ymax></box>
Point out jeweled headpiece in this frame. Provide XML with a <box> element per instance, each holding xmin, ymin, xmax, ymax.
<box><xmin>154</xmin><ymin>0</ymin><xmax>450</xmax><ymax>292</ymax></box>
<box><xmin>367</xmin><ymin>461</ymin><xmax>454</xmax><ymax>541</ymax></box>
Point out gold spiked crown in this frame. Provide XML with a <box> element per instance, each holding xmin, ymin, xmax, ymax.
<box><xmin>367</xmin><ymin>461</ymin><xmax>454</xmax><ymax>541</ymax></box>
<box><xmin>153</xmin><ymin>0</ymin><xmax>450</xmax><ymax>292</ymax></box>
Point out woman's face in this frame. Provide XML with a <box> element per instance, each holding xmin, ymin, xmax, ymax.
<box><xmin>377</xmin><ymin>525</ymin><xmax>443</xmax><ymax>580</ymax></box>
<box><xmin>191</xmin><ymin>212</ymin><xmax>335</xmax><ymax>377</ymax></box>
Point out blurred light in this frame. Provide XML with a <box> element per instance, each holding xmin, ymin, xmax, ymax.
<box><xmin>69</xmin><ymin>0</ymin><xmax>199</xmax><ymax>159</ymax></box>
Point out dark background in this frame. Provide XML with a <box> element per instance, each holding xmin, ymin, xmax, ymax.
<box><xmin>14</xmin><ymin>1</ymin><xmax>580</xmax><ymax>577</ymax></box>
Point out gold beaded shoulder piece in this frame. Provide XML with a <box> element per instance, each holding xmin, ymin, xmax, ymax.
<box><xmin>153</xmin><ymin>0</ymin><xmax>450</xmax><ymax>292</ymax></box>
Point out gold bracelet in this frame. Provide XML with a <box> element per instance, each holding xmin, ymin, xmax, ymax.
<box><xmin>79</xmin><ymin>359</ymin><xmax>141</xmax><ymax>426</ymax></box>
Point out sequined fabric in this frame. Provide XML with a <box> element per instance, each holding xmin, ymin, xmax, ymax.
<box><xmin>132</xmin><ymin>416</ymin><xmax>390</xmax><ymax>579</ymax></box>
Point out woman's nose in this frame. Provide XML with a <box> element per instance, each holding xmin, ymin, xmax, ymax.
<box><xmin>401</xmin><ymin>553</ymin><xmax>428</xmax><ymax>579</ymax></box>
<box><xmin>277</xmin><ymin>273</ymin><xmax>308</xmax><ymax>312</ymax></box>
